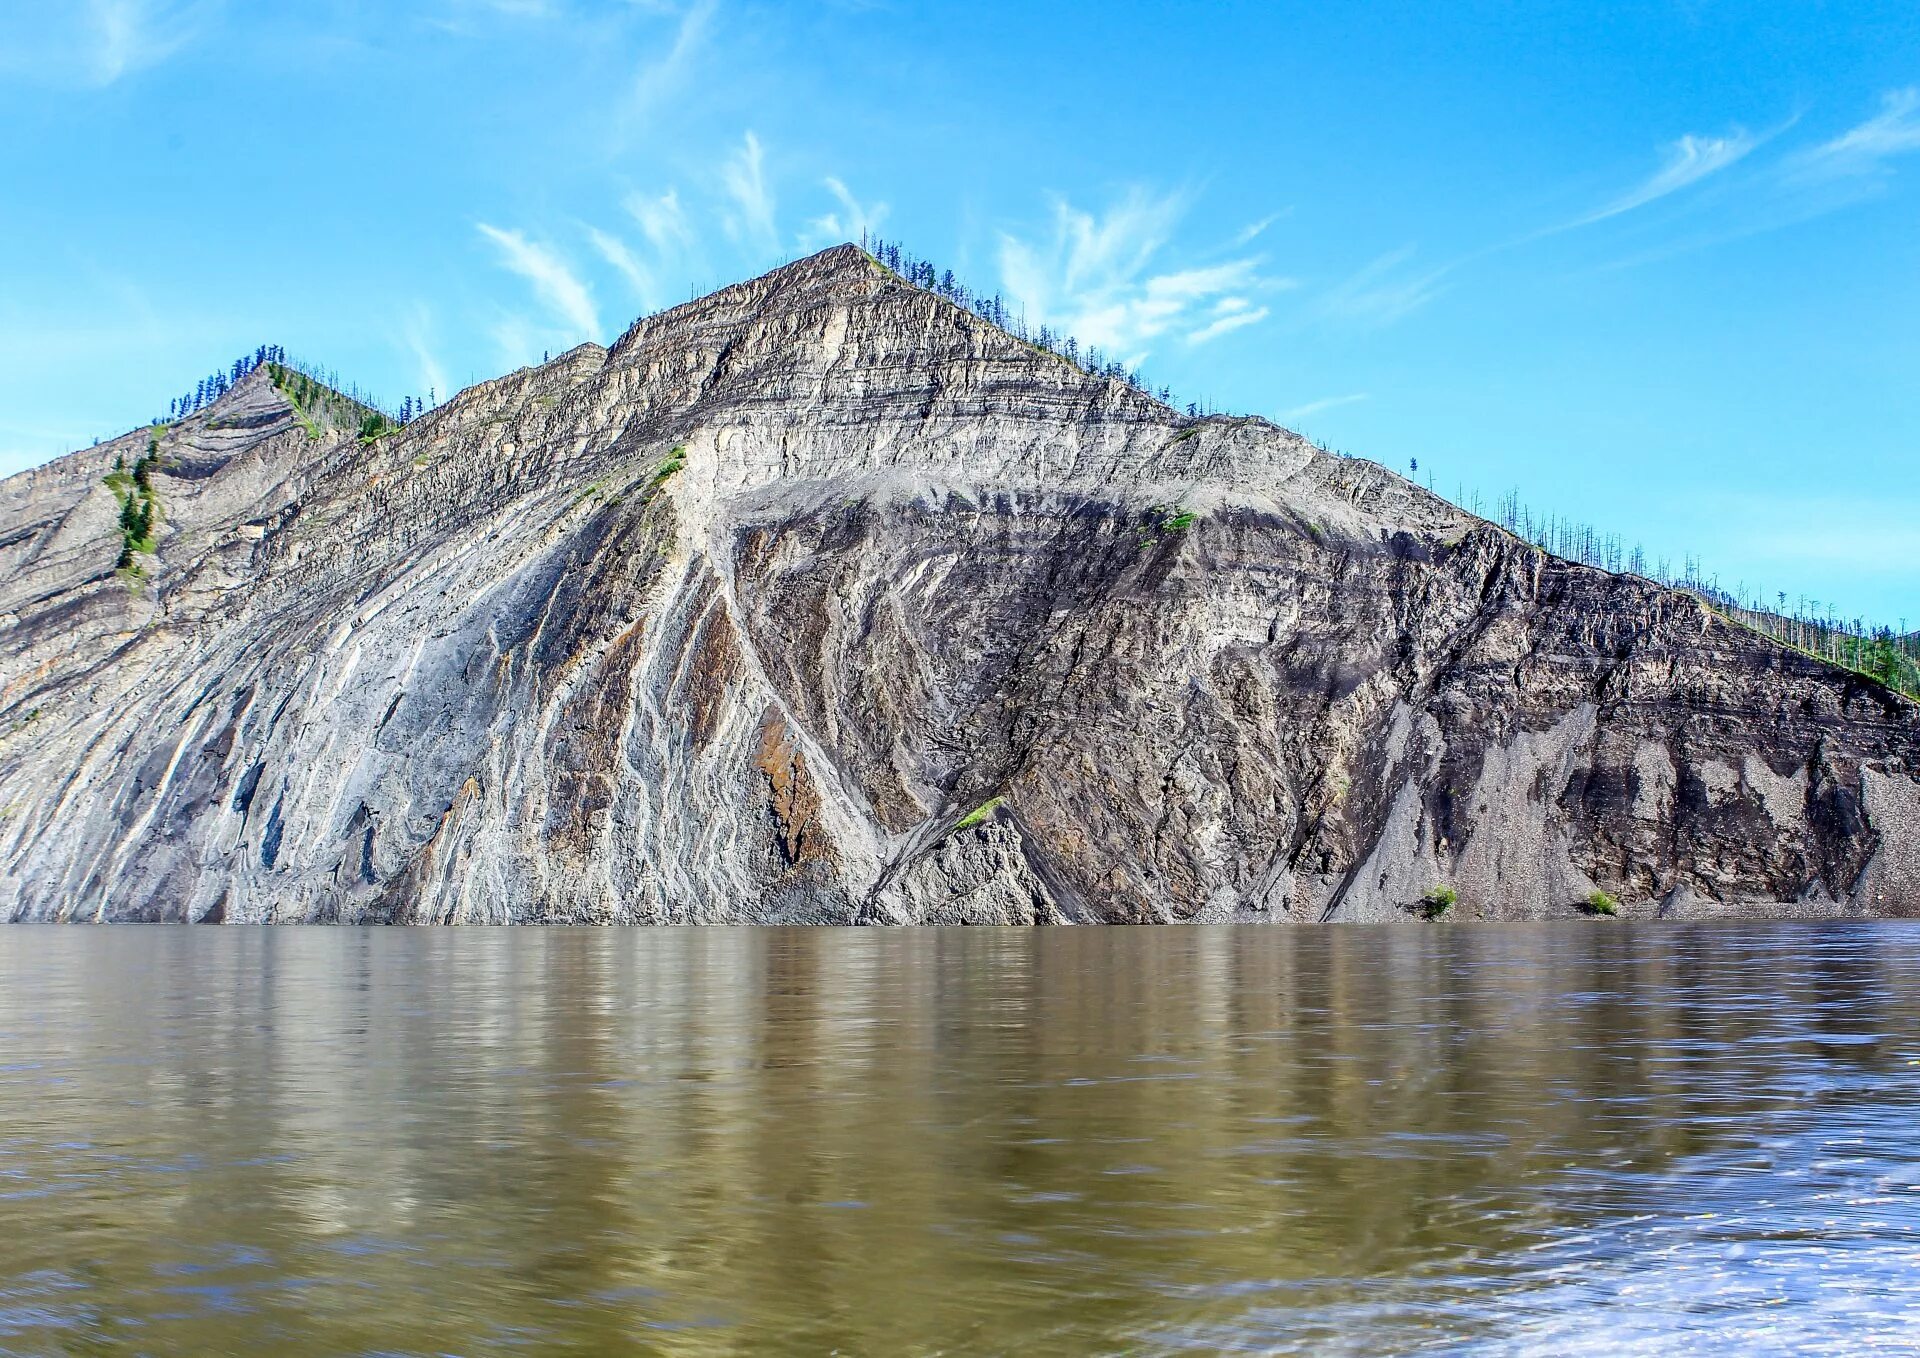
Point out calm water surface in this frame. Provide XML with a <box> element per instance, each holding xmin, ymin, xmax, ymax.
<box><xmin>3</xmin><ymin>924</ymin><xmax>1919</xmax><ymax>1355</ymax></box>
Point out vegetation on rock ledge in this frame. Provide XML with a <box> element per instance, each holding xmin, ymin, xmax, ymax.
<box><xmin>105</xmin><ymin>431</ymin><xmax>164</xmax><ymax>575</ymax></box>
<box><xmin>955</xmin><ymin>798</ymin><xmax>1003</xmax><ymax>831</ymax></box>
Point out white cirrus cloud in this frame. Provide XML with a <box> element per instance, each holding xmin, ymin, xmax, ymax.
<box><xmin>587</xmin><ymin>163</ymin><xmax>897</xmax><ymax>320</ymax></box>
<box><xmin>1785</xmin><ymin>87</ymin><xmax>1920</xmax><ymax>184</ymax></box>
<box><xmin>0</xmin><ymin>0</ymin><xmax>217</xmax><ymax>87</ymax></box>
<box><xmin>1567</xmin><ymin>129</ymin><xmax>1759</xmax><ymax>228</ymax></box>
<box><xmin>399</xmin><ymin>305</ymin><xmax>450</xmax><ymax>401</ymax></box>
<box><xmin>587</xmin><ymin>226</ymin><xmax>659</xmax><ymax>311</ymax></box>
<box><xmin>626</xmin><ymin>188</ymin><xmax>696</xmax><ymax>261</ymax></box>
<box><xmin>1187</xmin><ymin>297</ymin><xmax>1270</xmax><ymax>345</ymax></box>
<box><xmin>997</xmin><ymin>190</ymin><xmax>1290</xmax><ymax>360</ymax></box>
<box><xmin>1231</xmin><ymin>212</ymin><xmax>1287</xmax><ymax>247</ymax></box>
<box><xmin>720</xmin><ymin>131</ymin><xmax>780</xmax><ymax>259</ymax></box>
<box><xmin>444</xmin><ymin>0</ymin><xmax>556</xmax><ymax>17</ymax></box>
<box><xmin>1318</xmin><ymin>246</ymin><xmax>1451</xmax><ymax>328</ymax></box>
<box><xmin>476</xmin><ymin>224</ymin><xmax>600</xmax><ymax>340</ymax></box>
<box><xmin>627</xmin><ymin>0</ymin><xmax>717</xmax><ymax>128</ymax></box>
<box><xmin>804</xmin><ymin>177</ymin><xmax>889</xmax><ymax>248</ymax></box>
<box><xmin>1279</xmin><ymin>392</ymin><xmax>1370</xmax><ymax>425</ymax></box>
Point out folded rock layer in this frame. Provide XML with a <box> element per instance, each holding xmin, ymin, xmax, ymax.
<box><xmin>2</xmin><ymin>244</ymin><xmax>1915</xmax><ymax>923</ymax></box>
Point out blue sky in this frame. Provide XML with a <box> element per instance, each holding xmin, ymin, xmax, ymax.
<box><xmin>3</xmin><ymin>1</ymin><xmax>1917</xmax><ymax>625</ymax></box>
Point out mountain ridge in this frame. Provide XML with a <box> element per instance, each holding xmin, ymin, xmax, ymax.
<box><xmin>1</xmin><ymin>244</ymin><xmax>1915</xmax><ymax>923</ymax></box>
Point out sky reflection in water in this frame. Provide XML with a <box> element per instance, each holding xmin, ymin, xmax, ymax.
<box><xmin>2</xmin><ymin>923</ymin><xmax>1917</xmax><ymax>1355</ymax></box>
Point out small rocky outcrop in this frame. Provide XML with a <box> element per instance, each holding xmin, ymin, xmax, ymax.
<box><xmin>1</xmin><ymin>245</ymin><xmax>1915</xmax><ymax>923</ymax></box>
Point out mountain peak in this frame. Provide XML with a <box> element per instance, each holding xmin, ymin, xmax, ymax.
<box><xmin>0</xmin><ymin>238</ymin><xmax>1915</xmax><ymax>928</ymax></box>
<box><xmin>803</xmin><ymin>239</ymin><xmax>874</xmax><ymax>272</ymax></box>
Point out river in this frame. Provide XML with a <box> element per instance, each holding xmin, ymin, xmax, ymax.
<box><xmin>3</xmin><ymin>924</ymin><xmax>1918</xmax><ymax>1354</ymax></box>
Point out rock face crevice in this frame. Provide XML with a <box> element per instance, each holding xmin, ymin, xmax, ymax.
<box><xmin>1</xmin><ymin>243</ymin><xmax>1915</xmax><ymax>922</ymax></box>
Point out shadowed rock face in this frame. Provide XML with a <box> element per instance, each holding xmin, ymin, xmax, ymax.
<box><xmin>1</xmin><ymin>244</ymin><xmax>1915</xmax><ymax>924</ymax></box>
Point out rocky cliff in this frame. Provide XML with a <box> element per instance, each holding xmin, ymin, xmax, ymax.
<box><xmin>2</xmin><ymin>244</ymin><xmax>1916</xmax><ymax>923</ymax></box>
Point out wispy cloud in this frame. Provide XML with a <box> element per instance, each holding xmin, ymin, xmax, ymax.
<box><xmin>997</xmin><ymin>190</ymin><xmax>1289</xmax><ymax>360</ymax></box>
<box><xmin>627</xmin><ymin>187</ymin><xmax>696</xmax><ymax>259</ymax></box>
<box><xmin>1319</xmin><ymin>247</ymin><xmax>1450</xmax><ymax>328</ymax></box>
<box><xmin>587</xmin><ymin>226</ymin><xmax>658</xmax><ymax>309</ymax></box>
<box><xmin>582</xmin><ymin>158</ymin><xmax>892</xmax><ymax>318</ymax></box>
<box><xmin>804</xmin><ymin>177</ymin><xmax>888</xmax><ymax>247</ymax></box>
<box><xmin>1785</xmin><ymin>87</ymin><xmax>1920</xmax><ymax>184</ymax></box>
<box><xmin>442</xmin><ymin>0</ymin><xmax>557</xmax><ymax>17</ymax></box>
<box><xmin>627</xmin><ymin>0</ymin><xmax>716</xmax><ymax>129</ymax></box>
<box><xmin>476</xmin><ymin>224</ymin><xmax>600</xmax><ymax>339</ymax></box>
<box><xmin>90</xmin><ymin>0</ymin><xmax>188</xmax><ymax>82</ymax></box>
<box><xmin>1279</xmin><ymin>392</ymin><xmax>1369</xmax><ymax>425</ymax></box>
<box><xmin>1186</xmin><ymin>297</ymin><xmax>1269</xmax><ymax>345</ymax></box>
<box><xmin>487</xmin><ymin>314</ymin><xmax>543</xmax><ymax>373</ymax></box>
<box><xmin>720</xmin><ymin>132</ymin><xmax>779</xmax><ymax>258</ymax></box>
<box><xmin>0</xmin><ymin>0</ymin><xmax>215</xmax><ymax>87</ymax></box>
<box><xmin>1231</xmin><ymin>212</ymin><xmax>1287</xmax><ymax>247</ymax></box>
<box><xmin>1586</xmin><ymin>92</ymin><xmax>1920</xmax><ymax>269</ymax></box>
<box><xmin>399</xmin><ymin>306</ymin><xmax>450</xmax><ymax>401</ymax></box>
<box><xmin>1566</xmin><ymin>129</ymin><xmax>1759</xmax><ymax>229</ymax></box>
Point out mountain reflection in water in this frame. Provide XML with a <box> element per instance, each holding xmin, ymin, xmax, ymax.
<box><xmin>3</xmin><ymin>923</ymin><xmax>1918</xmax><ymax>1354</ymax></box>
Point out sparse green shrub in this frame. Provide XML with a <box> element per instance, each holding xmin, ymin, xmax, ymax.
<box><xmin>266</xmin><ymin>360</ymin><xmax>393</xmax><ymax>442</ymax></box>
<box><xmin>1585</xmin><ymin>889</ymin><xmax>1619</xmax><ymax>917</ymax></box>
<box><xmin>1420</xmin><ymin>885</ymin><xmax>1457</xmax><ymax>919</ymax></box>
<box><xmin>106</xmin><ymin>433</ymin><xmax>164</xmax><ymax>573</ymax></box>
<box><xmin>1141</xmin><ymin>503</ymin><xmax>1197</xmax><ymax>536</ymax></box>
<box><xmin>650</xmin><ymin>446</ymin><xmax>688</xmax><ymax>486</ymax></box>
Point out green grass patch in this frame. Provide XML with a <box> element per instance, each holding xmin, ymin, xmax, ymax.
<box><xmin>1583</xmin><ymin>889</ymin><xmax>1619</xmax><ymax>917</ymax></box>
<box><xmin>955</xmin><ymin>797</ymin><xmax>1004</xmax><ymax>831</ymax></box>
<box><xmin>650</xmin><ymin>445</ymin><xmax>688</xmax><ymax>486</ymax></box>
<box><xmin>1419</xmin><ymin>885</ymin><xmax>1457</xmax><ymax>920</ymax></box>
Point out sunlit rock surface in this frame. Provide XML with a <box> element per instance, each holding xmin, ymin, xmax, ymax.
<box><xmin>2</xmin><ymin>245</ymin><xmax>1915</xmax><ymax>923</ymax></box>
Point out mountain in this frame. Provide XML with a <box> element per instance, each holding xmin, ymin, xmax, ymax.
<box><xmin>2</xmin><ymin>244</ymin><xmax>1916</xmax><ymax>923</ymax></box>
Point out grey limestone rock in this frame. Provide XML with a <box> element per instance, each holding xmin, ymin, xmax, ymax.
<box><xmin>1</xmin><ymin>244</ymin><xmax>1915</xmax><ymax>923</ymax></box>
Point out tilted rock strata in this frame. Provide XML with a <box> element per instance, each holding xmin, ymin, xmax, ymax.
<box><xmin>1</xmin><ymin>244</ymin><xmax>1915</xmax><ymax>923</ymax></box>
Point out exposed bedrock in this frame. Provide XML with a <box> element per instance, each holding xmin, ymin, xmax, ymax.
<box><xmin>1</xmin><ymin>245</ymin><xmax>1914</xmax><ymax>922</ymax></box>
